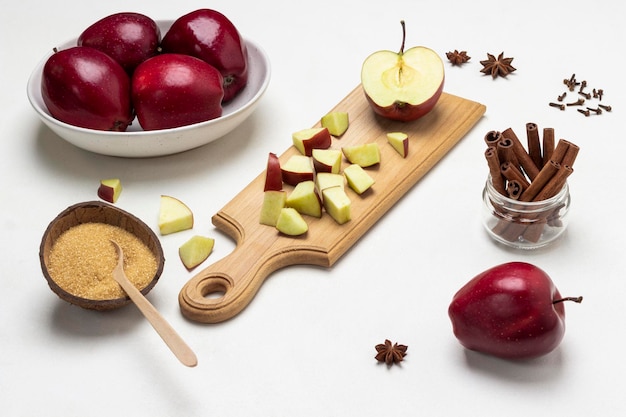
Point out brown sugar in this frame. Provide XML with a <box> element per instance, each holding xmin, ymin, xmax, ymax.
<box><xmin>47</xmin><ymin>222</ymin><xmax>158</xmax><ymax>300</ymax></box>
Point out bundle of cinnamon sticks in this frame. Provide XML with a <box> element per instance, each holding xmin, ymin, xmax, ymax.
<box><xmin>484</xmin><ymin>123</ymin><xmax>579</xmax><ymax>243</ymax></box>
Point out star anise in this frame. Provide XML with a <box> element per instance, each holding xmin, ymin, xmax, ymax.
<box><xmin>446</xmin><ymin>50</ymin><xmax>471</xmax><ymax>66</ymax></box>
<box><xmin>374</xmin><ymin>339</ymin><xmax>408</xmax><ymax>365</ymax></box>
<box><xmin>480</xmin><ymin>52</ymin><xmax>516</xmax><ymax>79</ymax></box>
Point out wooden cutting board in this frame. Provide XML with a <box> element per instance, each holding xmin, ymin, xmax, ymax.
<box><xmin>179</xmin><ymin>85</ymin><xmax>486</xmax><ymax>323</ymax></box>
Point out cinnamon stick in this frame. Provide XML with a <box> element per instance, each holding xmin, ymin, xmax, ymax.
<box><xmin>502</xmin><ymin>127</ymin><xmax>540</xmax><ymax>181</ymax></box>
<box><xmin>542</xmin><ymin>128</ymin><xmax>555</xmax><ymax>167</ymax></box>
<box><xmin>532</xmin><ymin>164</ymin><xmax>573</xmax><ymax>201</ymax></box>
<box><xmin>496</xmin><ymin>137</ymin><xmax>520</xmax><ymax>168</ymax></box>
<box><xmin>501</xmin><ymin>162</ymin><xmax>530</xmax><ymax>188</ymax></box>
<box><xmin>550</xmin><ymin>139</ymin><xmax>579</xmax><ymax>168</ymax></box>
<box><xmin>485</xmin><ymin>147</ymin><xmax>506</xmax><ymax>195</ymax></box>
<box><xmin>484</xmin><ymin>130</ymin><xmax>503</xmax><ymax>147</ymax></box>
<box><xmin>526</xmin><ymin>123</ymin><xmax>542</xmax><ymax>170</ymax></box>
<box><xmin>507</xmin><ymin>180</ymin><xmax>524</xmax><ymax>200</ymax></box>
<box><xmin>519</xmin><ymin>160</ymin><xmax>560</xmax><ymax>202</ymax></box>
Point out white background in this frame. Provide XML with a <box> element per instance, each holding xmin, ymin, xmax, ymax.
<box><xmin>1</xmin><ymin>0</ymin><xmax>623</xmax><ymax>415</ymax></box>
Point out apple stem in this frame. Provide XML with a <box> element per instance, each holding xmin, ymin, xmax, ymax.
<box><xmin>553</xmin><ymin>296</ymin><xmax>583</xmax><ymax>305</ymax></box>
<box><xmin>399</xmin><ymin>20</ymin><xmax>406</xmax><ymax>55</ymax></box>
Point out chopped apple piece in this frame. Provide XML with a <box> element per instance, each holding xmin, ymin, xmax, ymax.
<box><xmin>292</xmin><ymin>127</ymin><xmax>332</xmax><ymax>156</ymax></box>
<box><xmin>281</xmin><ymin>154</ymin><xmax>314</xmax><ymax>186</ymax></box>
<box><xmin>264</xmin><ymin>152</ymin><xmax>283</xmax><ymax>191</ymax></box>
<box><xmin>179</xmin><ymin>235</ymin><xmax>215</xmax><ymax>270</ymax></box>
<box><xmin>158</xmin><ymin>195</ymin><xmax>194</xmax><ymax>235</ymax></box>
<box><xmin>315</xmin><ymin>172</ymin><xmax>345</xmax><ymax>192</ymax></box>
<box><xmin>260</xmin><ymin>190</ymin><xmax>287</xmax><ymax>226</ymax></box>
<box><xmin>286</xmin><ymin>180</ymin><xmax>322</xmax><ymax>218</ymax></box>
<box><xmin>276</xmin><ymin>208</ymin><xmax>309</xmax><ymax>236</ymax></box>
<box><xmin>342</xmin><ymin>142</ymin><xmax>381</xmax><ymax>167</ymax></box>
<box><xmin>344</xmin><ymin>164</ymin><xmax>375</xmax><ymax>194</ymax></box>
<box><xmin>321</xmin><ymin>112</ymin><xmax>349</xmax><ymax>136</ymax></box>
<box><xmin>312</xmin><ymin>148</ymin><xmax>342</xmax><ymax>174</ymax></box>
<box><xmin>387</xmin><ymin>132</ymin><xmax>409</xmax><ymax>158</ymax></box>
<box><xmin>322</xmin><ymin>186</ymin><xmax>351</xmax><ymax>225</ymax></box>
<box><xmin>97</xmin><ymin>178</ymin><xmax>122</xmax><ymax>203</ymax></box>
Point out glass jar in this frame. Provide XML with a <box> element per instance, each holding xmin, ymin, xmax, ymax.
<box><xmin>482</xmin><ymin>176</ymin><xmax>570</xmax><ymax>249</ymax></box>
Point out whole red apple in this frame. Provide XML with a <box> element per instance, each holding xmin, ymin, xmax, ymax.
<box><xmin>160</xmin><ymin>9</ymin><xmax>248</xmax><ymax>102</ymax></box>
<box><xmin>131</xmin><ymin>53</ymin><xmax>224</xmax><ymax>130</ymax></box>
<box><xmin>41</xmin><ymin>46</ymin><xmax>133</xmax><ymax>131</ymax></box>
<box><xmin>78</xmin><ymin>12</ymin><xmax>161</xmax><ymax>74</ymax></box>
<box><xmin>448</xmin><ymin>262</ymin><xmax>582</xmax><ymax>360</ymax></box>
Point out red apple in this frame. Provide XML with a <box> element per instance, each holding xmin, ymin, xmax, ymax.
<box><xmin>131</xmin><ymin>53</ymin><xmax>224</xmax><ymax>130</ymax></box>
<box><xmin>160</xmin><ymin>9</ymin><xmax>248</xmax><ymax>102</ymax></box>
<box><xmin>448</xmin><ymin>262</ymin><xmax>582</xmax><ymax>360</ymax></box>
<box><xmin>77</xmin><ymin>12</ymin><xmax>161</xmax><ymax>73</ymax></box>
<box><xmin>361</xmin><ymin>21</ymin><xmax>444</xmax><ymax>122</ymax></box>
<box><xmin>264</xmin><ymin>152</ymin><xmax>283</xmax><ymax>191</ymax></box>
<box><xmin>41</xmin><ymin>46</ymin><xmax>133</xmax><ymax>131</ymax></box>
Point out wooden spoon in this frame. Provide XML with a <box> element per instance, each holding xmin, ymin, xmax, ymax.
<box><xmin>110</xmin><ymin>240</ymin><xmax>197</xmax><ymax>367</ymax></box>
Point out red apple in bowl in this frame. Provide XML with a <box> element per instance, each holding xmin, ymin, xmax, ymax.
<box><xmin>41</xmin><ymin>46</ymin><xmax>133</xmax><ymax>131</ymax></box>
<box><xmin>448</xmin><ymin>262</ymin><xmax>582</xmax><ymax>360</ymax></box>
<box><xmin>77</xmin><ymin>12</ymin><xmax>161</xmax><ymax>74</ymax></box>
<box><xmin>131</xmin><ymin>53</ymin><xmax>224</xmax><ymax>131</ymax></box>
<box><xmin>161</xmin><ymin>9</ymin><xmax>248</xmax><ymax>102</ymax></box>
<box><xmin>361</xmin><ymin>20</ymin><xmax>444</xmax><ymax>122</ymax></box>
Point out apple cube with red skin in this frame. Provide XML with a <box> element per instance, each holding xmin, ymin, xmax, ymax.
<box><xmin>259</xmin><ymin>190</ymin><xmax>287</xmax><ymax>226</ymax></box>
<box><xmin>158</xmin><ymin>195</ymin><xmax>194</xmax><ymax>235</ymax></box>
<box><xmin>448</xmin><ymin>262</ymin><xmax>582</xmax><ymax>360</ymax></box>
<box><xmin>281</xmin><ymin>155</ymin><xmax>314</xmax><ymax>186</ymax></box>
<box><xmin>292</xmin><ymin>127</ymin><xmax>332</xmax><ymax>156</ymax></box>
<box><xmin>179</xmin><ymin>235</ymin><xmax>215</xmax><ymax>270</ymax></box>
<box><xmin>286</xmin><ymin>180</ymin><xmax>322</xmax><ymax>218</ymax></box>
<box><xmin>320</xmin><ymin>112</ymin><xmax>349</xmax><ymax>137</ymax></box>
<box><xmin>322</xmin><ymin>186</ymin><xmax>351</xmax><ymax>225</ymax></box>
<box><xmin>342</xmin><ymin>143</ymin><xmax>380</xmax><ymax>167</ymax></box>
<box><xmin>387</xmin><ymin>132</ymin><xmax>409</xmax><ymax>158</ymax></box>
<box><xmin>264</xmin><ymin>152</ymin><xmax>283</xmax><ymax>191</ymax></box>
<box><xmin>344</xmin><ymin>164</ymin><xmax>375</xmax><ymax>194</ymax></box>
<box><xmin>276</xmin><ymin>208</ymin><xmax>308</xmax><ymax>236</ymax></box>
<box><xmin>97</xmin><ymin>178</ymin><xmax>122</xmax><ymax>203</ymax></box>
<box><xmin>312</xmin><ymin>148</ymin><xmax>342</xmax><ymax>174</ymax></box>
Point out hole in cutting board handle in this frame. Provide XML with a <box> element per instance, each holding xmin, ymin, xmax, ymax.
<box><xmin>198</xmin><ymin>275</ymin><xmax>231</xmax><ymax>301</ymax></box>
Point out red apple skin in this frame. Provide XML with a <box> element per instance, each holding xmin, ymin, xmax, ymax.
<box><xmin>264</xmin><ymin>152</ymin><xmax>283</xmax><ymax>191</ymax></box>
<box><xmin>41</xmin><ymin>46</ymin><xmax>133</xmax><ymax>131</ymax></box>
<box><xmin>160</xmin><ymin>9</ymin><xmax>248</xmax><ymax>102</ymax></box>
<box><xmin>365</xmin><ymin>78</ymin><xmax>444</xmax><ymax>122</ymax></box>
<box><xmin>448</xmin><ymin>262</ymin><xmax>567</xmax><ymax>360</ymax></box>
<box><xmin>131</xmin><ymin>54</ymin><xmax>224</xmax><ymax>130</ymax></box>
<box><xmin>281</xmin><ymin>170</ymin><xmax>314</xmax><ymax>187</ymax></box>
<box><xmin>78</xmin><ymin>12</ymin><xmax>161</xmax><ymax>74</ymax></box>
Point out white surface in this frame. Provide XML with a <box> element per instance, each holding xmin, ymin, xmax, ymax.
<box><xmin>1</xmin><ymin>1</ymin><xmax>623</xmax><ymax>415</ymax></box>
<box><xmin>26</xmin><ymin>20</ymin><xmax>271</xmax><ymax>157</ymax></box>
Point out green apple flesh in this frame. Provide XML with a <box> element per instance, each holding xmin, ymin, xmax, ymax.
<box><xmin>281</xmin><ymin>155</ymin><xmax>314</xmax><ymax>186</ymax></box>
<box><xmin>158</xmin><ymin>195</ymin><xmax>194</xmax><ymax>235</ymax></box>
<box><xmin>316</xmin><ymin>172</ymin><xmax>345</xmax><ymax>192</ymax></box>
<box><xmin>342</xmin><ymin>143</ymin><xmax>381</xmax><ymax>167</ymax></box>
<box><xmin>260</xmin><ymin>190</ymin><xmax>287</xmax><ymax>226</ymax></box>
<box><xmin>276</xmin><ymin>208</ymin><xmax>309</xmax><ymax>236</ymax></box>
<box><xmin>387</xmin><ymin>132</ymin><xmax>409</xmax><ymax>157</ymax></box>
<box><xmin>312</xmin><ymin>148</ymin><xmax>342</xmax><ymax>174</ymax></box>
<box><xmin>179</xmin><ymin>235</ymin><xmax>215</xmax><ymax>270</ymax></box>
<box><xmin>321</xmin><ymin>112</ymin><xmax>349</xmax><ymax>136</ymax></box>
<box><xmin>361</xmin><ymin>21</ymin><xmax>444</xmax><ymax>122</ymax></box>
<box><xmin>97</xmin><ymin>178</ymin><xmax>122</xmax><ymax>203</ymax></box>
<box><xmin>286</xmin><ymin>180</ymin><xmax>322</xmax><ymax>218</ymax></box>
<box><xmin>344</xmin><ymin>164</ymin><xmax>375</xmax><ymax>194</ymax></box>
<box><xmin>322</xmin><ymin>186</ymin><xmax>351</xmax><ymax>225</ymax></box>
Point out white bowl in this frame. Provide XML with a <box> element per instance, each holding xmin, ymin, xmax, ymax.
<box><xmin>26</xmin><ymin>20</ymin><xmax>271</xmax><ymax>158</ymax></box>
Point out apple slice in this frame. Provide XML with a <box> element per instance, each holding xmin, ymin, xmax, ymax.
<box><xmin>264</xmin><ymin>152</ymin><xmax>283</xmax><ymax>191</ymax></box>
<box><xmin>259</xmin><ymin>190</ymin><xmax>287</xmax><ymax>226</ymax></box>
<box><xmin>286</xmin><ymin>180</ymin><xmax>322</xmax><ymax>218</ymax></box>
<box><xmin>97</xmin><ymin>178</ymin><xmax>122</xmax><ymax>203</ymax></box>
<box><xmin>276</xmin><ymin>207</ymin><xmax>308</xmax><ymax>236</ymax></box>
<box><xmin>320</xmin><ymin>112</ymin><xmax>349</xmax><ymax>137</ymax></box>
<box><xmin>344</xmin><ymin>164</ymin><xmax>375</xmax><ymax>194</ymax></box>
<box><xmin>179</xmin><ymin>235</ymin><xmax>215</xmax><ymax>270</ymax></box>
<box><xmin>387</xmin><ymin>132</ymin><xmax>409</xmax><ymax>158</ymax></box>
<box><xmin>322</xmin><ymin>186</ymin><xmax>351</xmax><ymax>225</ymax></box>
<box><xmin>361</xmin><ymin>21</ymin><xmax>444</xmax><ymax>122</ymax></box>
<box><xmin>315</xmin><ymin>172</ymin><xmax>345</xmax><ymax>192</ymax></box>
<box><xmin>292</xmin><ymin>127</ymin><xmax>332</xmax><ymax>156</ymax></box>
<box><xmin>281</xmin><ymin>154</ymin><xmax>314</xmax><ymax>186</ymax></box>
<box><xmin>158</xmin><ymin>195</ymin><xmax>194</xmax><ymax>235</ymax></box>
<box><xmin>342</xmin><ymin>142</ymin><xmax>381</xmax><ymax>167</ymax></box>
<box><xmin>312</xmin><ymin>148</ymin><xmax>342</xmax><ymax>174</ymax></box>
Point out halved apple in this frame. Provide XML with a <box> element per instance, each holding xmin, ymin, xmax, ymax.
<box><xmin>276</xmin><ymin>207</ymin><xmax>309</xmax><ymax>236</ymax></box>
<box><xmin>312</xmin><ymin>148</ymin><xmax>342</xmax><ymax>174</ymax></box>
<box><xmin>361</xmin><ymin>21</ymin><xmax>444</xmax><ymax>122</ymax></box>
<box><xmin>344</xmin><ymin>164</ymin><xmax>375</xmax><ymax>194</ymax></box>
<box><xmin>158</xmin><ymin>195</ymin><xmax>194</xmax><ymax>235</ymax></box>
<box><xmin>260</xmin><ymin>190</ymin><xmax>287</xmax><ymax>226</ymax></box>
<box><xmin>97</xmin><ymin>178</ymin><xmax>122</xmax><ymax>203</ymax></box>
<box><xmin>320</xmin><ymin>112</ymin><xmax>349</xmax><ymax>137</ymax></box>
<box><xmin>315</xmin><ymin>172</ymin><xmax>345</xmax><ymax>192</ymax></box>
<box><xmin>179</xmin><ymin>235</ymin><xmax>215</xmax><ymax>270</ymax></box>
<box><xmin>286</xmin><ymin>180</ymin><xmax>322</xmax><ymax>218</ymax></box>
<box><xmin>322</xmin><ymin>186</ymin><xmax>351</xmax><ymax>225</ymax></box>
<box><xmin>342</xmin><ymin>143</ymin><xmax>381</xmax><ymax>167</ymax></box>
<box><xmin>292</xmin><ymin>127</ymin><xmax>332</xmax><ymax>156</ymax></box>
<box><xmin>387</xmin><ymin>132</ymin><xmax>409</xmax><ymax>157</ymax></box>
<box><xmin>264</xmin><ymin>152</ymin><xmax>283</xmax><ymax>191</ymax></box>
<box><xmin>281</xmin><ymin>154</ymin><xmax>314</xmax><ymax>186</ymax></box>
